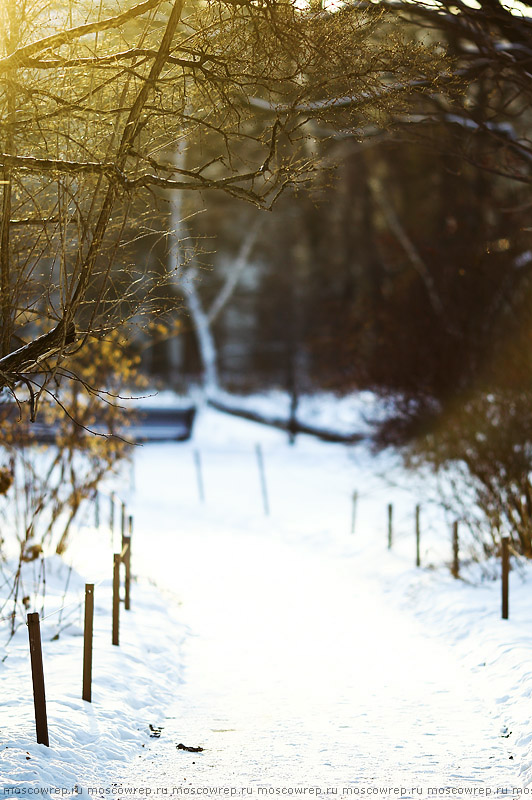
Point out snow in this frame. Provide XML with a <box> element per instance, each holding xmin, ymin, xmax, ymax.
<box><xmin>1</xmin><ymin>401</ymin><xmax>532</xmax><ymax>794</ymax></box>
<box><xmin>0</xmin><ymin>551</ymin><xmax>185</xmax><ymax>789</ymax></box>
<box><xmin>127</xmin><ymin>385</ymin><xmax>391</xmax><ymax>438</ymax></box>
<box><xmin>206</xmin><ymin>388</ymin><xmax>391</xmax><ymax>438</ymax></box>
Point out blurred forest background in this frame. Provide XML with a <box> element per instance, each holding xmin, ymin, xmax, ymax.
<box><xmin>2</xmin><ymin>0</ymin><xmax>532</xmax><ymax>568</ymax></box>
<box><xmin>141</xmin><ymin>1</ymin><xmax>532</xmax><ymax>415</ymax></box>
<box><xmin>137</xmin><ymin>0</ymin><xmax>532</xmax><ymax>556</ymax></box>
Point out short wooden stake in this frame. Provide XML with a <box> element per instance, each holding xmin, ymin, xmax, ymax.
<box><xmin>194</xmin><ymin>450</ymin><xmax>205</xmax><ymax>503</ymax></box>
<box><xmin>452</xmin><ymin>521</ymin><xmax>460</xmax><ymax>578</ymax></box>
<box><xmin>255</xmin><ymin>443</ymin><xmax>270</xmax><ymax>516</ymax></box>
<box><xmin>387</xmin><ymin>503</ymin><xmax>393</xmax><ymax>550</ymax></box>
<box><xmin>350</xmin><ymin>490</ymin><xmax>358</xmax><ymax>535</ymax></box>
<box><xmin>27</xmin><ymin>613</ymin><xmax>49</xmax><ymax>746</ymax></box>
<box><xmin>112</xmin><ymin>553</ymin><xmax>120</xmax><ymax>645</ymax></box>
<box><xmin>415</xmin><ymin>504</ymin><xmax>421</xmax><ymax>567</ymax></box>
<box><xmin>82</xmin><ymin>584</ymin><xmax>94</xmax><ymax>702</ymax></box>
<box><xmin>502</xmin><ymin>536</ymin><xmax>510</xmax><ymax>620</ymax></box>
<box><xmin>123</xmin><ymin>537</ymin><xmax>131</xmax><ymax>611</ymax></box>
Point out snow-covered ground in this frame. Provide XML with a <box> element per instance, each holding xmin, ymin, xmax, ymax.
<box><xmin>0</xmin><ymin>551</ymin><xmax>185</xmax><ymax>788</ymax></box>
<box><xmin>1</xmin><ymin>400</ymin><xmax>531</xmax><ymax>794</ymax></box>
<box><xmin>203</xmin><ymin>388</ymin><xmax>390</xmax><ymax>437</ymax></box>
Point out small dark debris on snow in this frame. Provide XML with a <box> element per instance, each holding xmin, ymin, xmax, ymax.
<box><xmin>177</xmin><ymin>743</ymin><xmax>204</xmax><ymax>753</ymax></box>
<box><xmin>149</xmin><ymin>724</ymin><xmax>164</xmax><ymax>738</ymax></box>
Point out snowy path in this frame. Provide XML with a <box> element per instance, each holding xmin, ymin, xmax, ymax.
<box><xmin>119</xmin><ymin>530</ymin><xmax>515</xmax><ymax>790</ymax></box>
<box><xmin>114</xmin><ymin>413</ymin><xmax>518</xmax><ymax>791</ymax></box>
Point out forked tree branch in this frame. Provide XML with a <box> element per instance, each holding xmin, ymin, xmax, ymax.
<box><xmin>0</xmin><ymin>0</ymin><xmax>164</xmax><ymax>72</ymax></box>
<box><xmin>0</xmin><ymin>319</ymin><xmax>76</xmax><ymax>381</ymax></box>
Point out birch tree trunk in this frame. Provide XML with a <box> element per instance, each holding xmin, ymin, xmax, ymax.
<box><xmin>167</xmin><ymin>144</ymin><xmax>261</xmax><ymax>396</ymax></box>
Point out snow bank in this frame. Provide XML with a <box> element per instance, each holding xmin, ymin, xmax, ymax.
<box><xmin>207</xmin><ymin>388</ymin><xmax>390</xmax><ymax>439</ymax></box>
<box><xmin>0</xmin><ymin>536</ymin><xmax>185</xmax><ymax>790</ymax></box>
<box><xmin>376</xmin><ymin>553</ymin><xmax>532</xmax><ymax>786</ymax></box>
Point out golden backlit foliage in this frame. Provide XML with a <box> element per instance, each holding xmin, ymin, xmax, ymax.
<box><xmin>0</xmin><ymin>328</ymin><xmax>144</xmax><ymax>562</ymax></box>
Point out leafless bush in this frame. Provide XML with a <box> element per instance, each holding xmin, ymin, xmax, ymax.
<box><xmin>405</xmin><ymin>391</ymin><xmax>532</xmax><ymax>558</ymax></box>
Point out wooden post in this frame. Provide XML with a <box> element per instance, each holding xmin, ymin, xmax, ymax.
<box><xmin>194</xmin><ymin>450</ymin><xmax>205</xmax><ymax>503</ymax></box>
<box><xmin>112</xmin><ymin>553</ymin><xmax>120</xmax><ymax>645</ymax></box>
<box><xmin>121</xmin><ymin>501</ymin><xmax>126</xmax><ymax>541</ymax></box>
<box><xmin>452</xmin><ymin>521</ymin><xmax>459</xmax><ymax>578</ymax></box>
<box><xmin>350</xmin><ymin>490</ymin><xmax>358</xmax><ymax>535</ymax></box>
<box><xmin>387</xmin><ymin>503</ymin><xmax>393</xmax><ymax>550</ymax></box>
<box><xmin>502</xmin><ymin>536</ymin><xmax>510</xmax><ymax>620</ymax></box>
<box><xmin>123</xmin><ymin>537</ymin><xmax>131</xmax><ymax>611</ymax></box>
<box><xmin>110</xmin><ymin>492</ymin><xmax>115</xmax><ymax>537</ymax></box>
<box><xmin>415</xmin><ymin>504</ymin><xmax>421</xmax><ymax>567</ymax></box>
<box><xmin>255</xmin><ymin>443</ymin><xmax>270</xmax><ymax>516</ymax></box>
<box><xmin>27</xmin><ymin>613</ymin><xmax>49</xmax><ymax>746</ymax></box>
<box><xmin>125</xmin><ymin>515</ymin><xmax>133</xmax><ymax>609</ymax></box>
<box><xmin>82</xmin><ymin>584</ymin><xmax>94</xmax><ymax>702</ymax></box>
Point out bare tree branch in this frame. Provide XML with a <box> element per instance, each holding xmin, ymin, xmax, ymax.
<box><xmin>0</xmin><ymin>0</ymin><xmax>164</xmax><ymax>72</ymax></box>
<box><xmin>0</xmin><ymin>319</ymin><xmax>76</xmax><ymax>379</ymax></box>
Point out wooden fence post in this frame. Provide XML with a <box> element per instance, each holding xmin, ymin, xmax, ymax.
<box><xmin>125</xmin><ymin>515</ymin><xmax>133</xmax><ymax>610</ymax></box>
<box><xmin>387</xmin><ymin>503</ymin><xmax>393</xmax><ymax>550</ymax></box>
<box><xmin>451</xmin><ymin>521</ymin><xmax>460</xmax><ymax>578</ymax></box>
<box><xmin>83</xmin><ymin>584</ymin><xmax>94</xmax><ymax>702</ymax></box>
<box><xmin>502</xmin><ymin>536</ymin><xmax>510</xmax><ymax>620</ymax></box>
<box><xmin>194</xmin><ymin>450</ymin><xmax>205</xmax><ymax>503</ymax></box>
<box><xmin>255</xmin><ymin>444</ymin><xmax>270</xmax><ymax>516</ymax></box>
<box><xmin>123</xmin><ymin>537</ymin><xmax>131</xmax><ymax>611</ymax></box>
<box><xmin>110</xmin><ymin>492</ymin><xmax>115</xmax><ymax>537</ymax></box>
<box><xmin>350</xmin><ymin>490</ymin><xmax>358</xmax><ymax>535</ymax></box>
<box><xmin>27</xmin><ymin>613</ymin><xmax>49</xmax><ymax>746</ymax></box>
<box><xmin>415</xmin><ymin>504</ymin><xmax>421</xmax><ymax>567</ymax></box>
<box><xmin>112</xmin><ymin>553</ymin><xmax>120</xmax><ymax>645</ymax></box>
<box><xmin>121</xmin><ymin>501</ymin><xmax>126</xmax><ymax>541</ymax></box>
